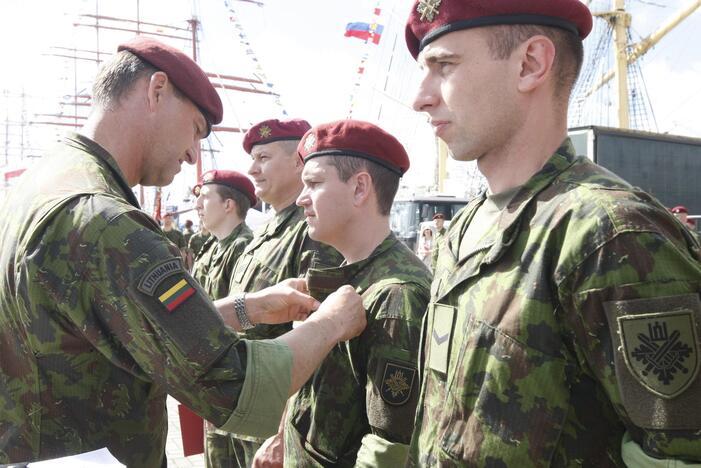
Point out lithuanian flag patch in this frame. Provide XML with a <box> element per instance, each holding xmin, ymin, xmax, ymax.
<box><xmin>159</xmin><ymin>278</ymin><xmax>196</xmax><ymax>312</ymax></box>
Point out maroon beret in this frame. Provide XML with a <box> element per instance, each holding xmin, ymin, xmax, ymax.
<box><xmin>242</xmin><ymin>118</ymin><xmax>311</xmax><ymax>154</ymax></box>
<box><xmin>405</xmin><ymin>0</ymin><xmax>593</xmax><ymax>59</ymax></box>
<box><xmin>118</xmin><ymin>36</ymin><xmax>223</xmax><ymax>134</ymax></box>
<box><xmin>193</xmin><ymin>169</ymin><xmax>257</xmax><ymax>206</ymax></box>
<box><xmin>671</xmin><ymin>205</ymin><xmax>688</xmax><ymax>214</ymax></box>
<box><xmin>298</xmin><ymin>120</ymin><xmax>410</xmax><ymax>176</ymax></box>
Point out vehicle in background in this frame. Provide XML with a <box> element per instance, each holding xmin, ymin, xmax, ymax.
<box><xmin>569</xmin><ymin>126</ymin><xmax>701</xmax><ymax>215</ymax></box>
<box><xmin>391</xmin><ymin>195</ymin><xmax>469</xmax><ymax>251</ymax></box>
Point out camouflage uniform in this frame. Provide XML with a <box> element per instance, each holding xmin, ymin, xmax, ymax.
<box><xmin>202</xmin><ymin>224</ymin><xmax>253</xmax><ymax>301</ymax></box>
<box><xmin>220</xmin><ymin>203</ymin><xmax>341</xmax><ymax>467</ymax></box>
<box><xmin>0</xmin><ymin>134</ymin><xmax>293</xmax><ymax>466</ymax></box>
<box><xmin>409</xmin><ymin>139</ymin><xmax>701</xmax><ymax>466</ymax></box>
<box><xmin>200</xmin><ymin>223</ymin><xmax>253</xmax><ymax>468</ymax></box>
<box><xmin>431</xmin><ymin>227</ymin><xmax>446</xmax><ymax>272</ymax></box>
<box><xmin>190</xmin><ymin>230</ymin><xmax>213</xmax><ymax>261</ymax></box>
<box><xmin>164</xmin><ymin>227</ymin><xmax>186</xmax><ymax>250</ymax></box>
<box><xmin>192</xmin><ymin>235</ymin><xmax>217</xmax><ymax>286</ymax></box>
<box><xmin>283</xmin><ymin>234</ymin><xmax>431</xmax><ymax>467</ymax></box>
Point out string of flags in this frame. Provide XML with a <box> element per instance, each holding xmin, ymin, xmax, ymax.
<box><xmin>222</xmin><ymin>0</ymin><xmax>288</xmax><ymax>116</ymax></box>
<box><xmin>346</xmin><ymin>3</ymin><xmax>384</xmax><ymax>118</ymax></box>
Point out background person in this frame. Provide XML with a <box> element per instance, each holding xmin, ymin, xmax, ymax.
<box><xmin>210</xmin><ymin>119</ymin><xmax>342</xmax><ymax>468</ymax></box>
<box><xmin>430</xmin><ymin>212</ymin><xmax>445</xmax><ymax>271</ymax></box>
<box><xmin>417</xmin><ymin>226</ymin><xmax>433</xmax><ymax>267</ymax></box>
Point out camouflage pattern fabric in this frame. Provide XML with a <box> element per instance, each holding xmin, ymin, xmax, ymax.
<box><xmin>284</xmin><ymin>234</ymin><xmax>431</xmax><ymax>467</ymax></box>
<box><xmin>192</xmin><ymin>235</ymin><xmax>217</xmax><ymax>284</ymax></box>
<box><xmin>221</xmin><ymin>203</ymin><xmax>342</xmax><ymax>467</ymax></box>
<box><xmin>409</xmin><ymin>139</ymin><xmax>701</xmax><ymax>467</ymax></box>
<box><xmin>431</xmin><ymin>227</ymin><xmax>446</xmax><ymax>272</ymax></box>
<box><xmin>0</xmin><ymin>134</ymin><xmax>252</xmax><ymax>467</ymax></box>
<box><xmin>184</xmin><ymin>227</ymin><xmax>195</xmax><ymax>246</ymax></box>
<box><xmin>199</xmin><ymin>223</ymin><xmax>252</xmax><ymax>468</ymax></box>
<box><xmin>202</xmin><ymin>223</ymin><xmax>253</xmax><ymax>300</ymax></box>
<box><xmin>164</xmin><ymin>228</ymin><xmax>186</xmax><ymax>249</ymax></box>
<box><xmin>190</xmin><ymin>230</ymin><xmax>213</xmax><ymax>261</ymax></box>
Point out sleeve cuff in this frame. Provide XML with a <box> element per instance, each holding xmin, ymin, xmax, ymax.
<box><xmin>219</xmin><ymin>339</ymin><xmax>292</xmax><ymax>438</ymax></box>
<box><xmin>621</xmin><ymin>431</ymin><xmax>697</xmax><ymax>467</ymax></box>
<box><xmin>355</xmin><ymin>434</ymin><xmax>409</xmax><ymax>467</ymax></box>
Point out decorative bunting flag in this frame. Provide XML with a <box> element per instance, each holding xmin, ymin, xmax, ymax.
<box><xmin>347</xmin><ymin>2</ymin><xmax>384</xmax><ymax>118</ymax></box>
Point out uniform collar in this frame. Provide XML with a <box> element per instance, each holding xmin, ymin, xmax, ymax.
<box><xmin>64</xmin><ymin>133</ymin><xmax>140</xmax><ymax>209</ymax></box>
<box><xmin>306</xmin><ymin>233</ymin><xmax>398</xmax><ymax>301</ymax></box>
<box><xmin>218</xmin><ymin>222</ymin><xmax>249</xmax><ymax>247</ymax></box>
<box><xmin>450</xmin><ymin>138</ymin><xmax>578</xmax><ymax>265</ymax></box>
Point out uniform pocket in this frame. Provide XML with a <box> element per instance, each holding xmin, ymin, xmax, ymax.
<box><xmin>437</xmin><ymin>320</ymin><xmax>570</xmax><ymax>465</ymax></box>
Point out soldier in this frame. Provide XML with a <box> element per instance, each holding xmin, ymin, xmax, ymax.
<box><xmin>183</xmin><ymin>219</ymin><xmax>196</xmax><ymax>269</ymax></box>
<box><xmin>430</xmin><ymin>212</ymin><xmax>445</xmax><ymax>271</ymax></box>
<box><xmin>210</xmin><ymin>119</ymin><xmax>342</xmax><ymax>467</ymax></box>
<box><xmin>192</xmin><ymin>170</ymin><xmax>256</xmax><ymax>299</ymax></box>
<box><xmin>162</xmin><ymin>212</ymin><xmax>187</xmax><ymax>261</ymax></box>
<box><xmin>189</xmin><ymin>223</ymin><xmax>213</xmax><ymax>262</ymax></box>
<box><xmin>192</xmin><ymin>170</ymin><xmax>256</xmax><ymax>464</ymax></box>
<box><xmin>254</xmin><ymin>120</ymin><xmax>431</xmax><ymax>467</ymax></box>
<box><xmin>405</xmin><ymin>0</ymin><xmax>701</xmax><ymax>466</ymax></box>
<box><xmin>0</xmin><ymin>36</ymin><xmax>366</xmax><ymax>467</ymax></box>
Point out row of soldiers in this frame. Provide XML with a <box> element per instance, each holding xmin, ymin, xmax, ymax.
<box><xmin>2</xmin><ymin>0</ymin><xmax>701</xmax><ymax>467</ymax></box>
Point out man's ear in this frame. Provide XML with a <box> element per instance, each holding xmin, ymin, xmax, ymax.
<box><xmin>223</xmin><ymin>198</ymin><xmax>236</xmax><ymax>214</ymax></box>
<box><xmin>516</xmin><ymin>35</ymin><xmax>556</xmax><ymax>93</ymax></box>
<box><xmin>353</xmin><ymin>172</ymin><xmax>372</xmax><ymax>207</ymax></box>
<box><xmin>146</xmin><ymin>71</ymin><xmax>169</xmax><ymax>111</ymax></box>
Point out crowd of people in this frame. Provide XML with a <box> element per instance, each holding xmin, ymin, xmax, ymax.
<box><xmin>1</xmin><ymin>0</ymin><xmax>700</xmax><ymax>467</ymax></box>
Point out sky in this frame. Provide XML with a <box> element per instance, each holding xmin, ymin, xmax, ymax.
<box><xmin>1</xmin><ymin>0</ymin><xmax>700</xmax><ymax>209</ymax></box>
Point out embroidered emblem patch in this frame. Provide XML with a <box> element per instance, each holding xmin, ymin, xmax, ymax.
<box><xmin>619</xmin><ymin>311</ymin><xmax>699</xmax><ymax>399</ymax></box>
<box><xmin>417</xmin><ymin>0</ymin><xmax>441</xmax><ymax>22</ymax></box>
<box><xmin>303</xmin><ymin>134</ymin><xmax>316</xmax><ymax>152</ymax></box>
<box><xmin>258</xmin><ymin>125</ymin><xmax>272</xmax><ymax>138</ymax></box>
<box><xmin>137</xmin><ymin>258</ymin><xmax>183</xmax><ymax>295</ymax></box>
<box><xmin>158</xmin><ymin>278</ymin><xmax>196</xmax><ymax>313</ymax></box>
<box><xmin>380</xmin><ymin>361</ymin><xmax>415</xmax><ymax>405</ymax></box>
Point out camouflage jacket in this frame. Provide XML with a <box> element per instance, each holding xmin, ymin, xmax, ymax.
<box><xmin>409</xmin><ymin>139</ymin><xmax>701</xmax><ymax>467</ymax></box>
<box><xmin>189</xmin><ymin>230</ymin><xmax>213</xmax><ymax>260</ymax></box>
<box><xmin>191</xmin><ymin>234</ymin><xmax>217</xmax><ymax>285</ymax></box>
<box><xmin>284</xmin><ymin>234</ymin><xmax>431</xmax><ymax>467</ymax></box>
<box><xmin>431</xmin><ymin>227</ymin><xmax>446</xmax><ymax>271</ymax></box>
<box><xmin>228</xmin><ymin>202</ymin><xmax>341</xmax><ymax>341</ymax></box>
<box><xmin>163</xmin><ymin>228</ymin><xmax>186</xmax><ymax>249</ymax></box>
<box><xmin>0</xmin><ymin>134</ymin><xmax>255</xmax><ymax>466</ymax></box>
<box><xmin>203</xmin><ymin>223</ymin><xmax>253</xmax><ymax>300</ymax></box>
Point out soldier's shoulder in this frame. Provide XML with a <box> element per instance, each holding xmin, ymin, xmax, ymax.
<box><xmin>367</xmin><ymin>281</ymin><xmax>429</xmax><ymax>323</ymax></box>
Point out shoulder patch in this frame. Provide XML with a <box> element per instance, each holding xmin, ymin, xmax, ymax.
<box><xmin>157</xmin><ymin>277</ymin><xmax>196</xmax><ymax>313</ymax></box>
<box><xmin>137</xmin><ymin>258</ymin><xmax>183</xmax><ymax>295</ymax></box>
<box><xmin>619</xmin><ymin>310</ymin><xmax>699</xmax><ymax>399</ymax></box>
<box><xmin>380</xmin><ymin>361</ymin><xmax>416</xmax><ymax>406</ymax></box>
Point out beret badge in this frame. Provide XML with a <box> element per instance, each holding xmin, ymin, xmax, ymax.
<box><xmin>417</xmin><ymin>0</ymin><xmax>441</xmax><ymax>22</ymax></box>
<box><xmin>304</xmin><ymin>134</ymin><xmax>317</xmax><ymax>152</ymax></box>
<box><xmin>258</xmin><ymin>125</ymin><xmax>273</xmax><ymax>139</ymax></box>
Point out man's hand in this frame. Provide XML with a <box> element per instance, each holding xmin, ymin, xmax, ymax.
<box><xmin>246</xmin><ymin>278</ymin><xmax>320</xmax><ymax>325</ymax></box>
<box><xmin>252</xmin><ymin>433</ymin><xmax>284</xmax><ymax>468</ymax></box>
<box><xmin>308</xmin><ymin>285</ymin><xmax>366</xmax><ymax>342</ymax></box>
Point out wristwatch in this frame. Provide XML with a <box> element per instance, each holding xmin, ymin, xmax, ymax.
<box><xmin>233</xmin><ymin>293</ymin><xmax>255</xmax><ymax>330</ymax></box>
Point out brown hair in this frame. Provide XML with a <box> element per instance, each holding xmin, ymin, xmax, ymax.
<box><xmin>92</xmin><ymin>51</ymin><xmax>160</xmax><ymax>110</ymax></box>
<box><xmin>485</xmin><ymin>24</ymin><xmax>584</xmax><ymax>100</ymax></box>
<box><xmin>212</xmin><ymin>184</ymin><xmax>251</xmax><ymax>219</ymax></box>
<box><xmin>323</xmin><ymin>156</ymin><xmax>399</xmax><ymax>216</ymax></box>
